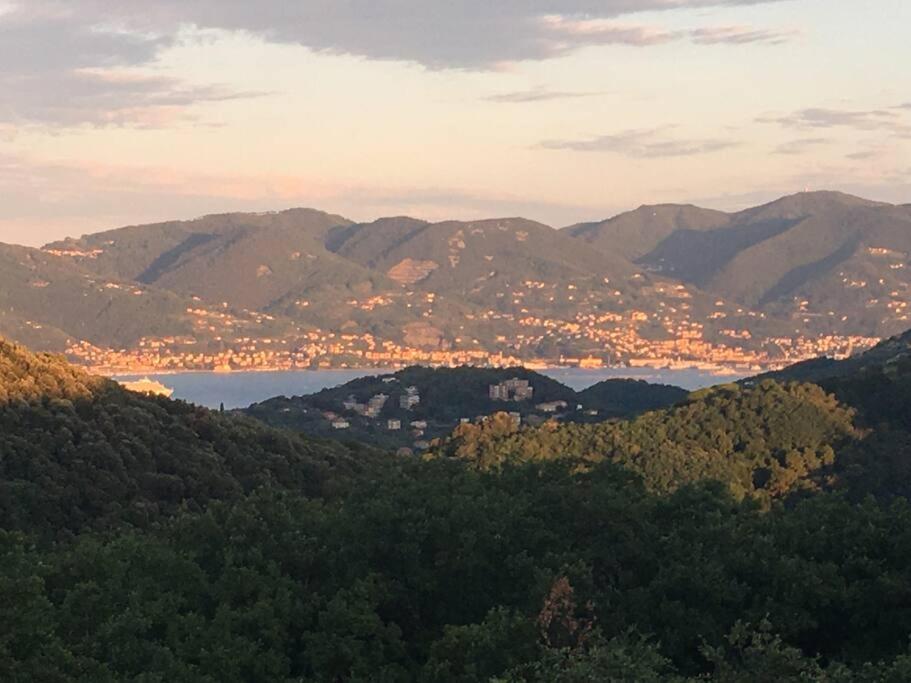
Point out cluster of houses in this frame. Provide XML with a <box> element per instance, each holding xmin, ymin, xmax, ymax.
<box><xmin>342</xmin><ymin>392</ymin><xmax>389</xmax><ymax>418</ymax></box>
<box><xmin>489</xmin><ymin>378</ymin><xmax>534</xmax><ymax>401</ymax></box>
<box><xmin>330</xmin><ymin>384</ymin><xmax>423</xmax><ymax>433</ymax></box>
<box><xmin>326</xmin><ymin>377</ymin><xmax>599</xmax><ymax>451</ymax></box>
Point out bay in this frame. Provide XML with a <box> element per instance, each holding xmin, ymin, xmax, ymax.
<box><xmin>112</xmin><ymin>367</ymin><xmax>744</xmax><ymax>410</ymax></box>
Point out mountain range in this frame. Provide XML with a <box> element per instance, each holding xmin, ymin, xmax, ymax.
<box><xmin>3</xmin><ymin>190</ymin><xmax>909</xmax><ymax>371</ymax></box>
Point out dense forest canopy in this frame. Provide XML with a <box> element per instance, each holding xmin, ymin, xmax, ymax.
<box><xmin>0</xmin><ymin>339</ymin><xmax>109</xmax><ymax>403</ymax></box>
<box><xmin>7</xmin><ymin>462</ymin><xmax>911</xmax><ymax>681</ymax></box>
<box><xmin>6</xmin><ymin>335</ymin><xmax>911</xmax><ymax>679</ymax></box>
<box><xmin>0</xmin><ymin>340</ymin><xmax>376</xmax><ymax>538</ymax></box>
<box><xmin>435</xmin><ymin>381</ymin><xmax>857</xmax><ymax>502</ymax></box>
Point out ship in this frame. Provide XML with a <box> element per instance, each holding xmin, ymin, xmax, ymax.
<box><xmin>120</xmin><ymin>377</ymin><xmax>174</xmax><ymax>398</ymax></box>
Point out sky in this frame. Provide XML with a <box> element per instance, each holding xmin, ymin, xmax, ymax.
<box><xmin>0</xmin><ymin>0</ymin><xmax>909</xmax><ymax>246</ymax></box>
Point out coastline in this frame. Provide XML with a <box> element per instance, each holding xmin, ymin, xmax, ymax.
<box><xmin>97</xmin><ymin>361</ymin><xmax>759</xmax><ymax>381</ymax></box>
<box><xmin>104</xmin><ymin>364</ymin><xmax>749</xmax><ymax>410</ymax></box>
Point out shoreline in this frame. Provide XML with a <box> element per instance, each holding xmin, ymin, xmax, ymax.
<box><xmin>96</xmin><ymin>362</ymin><xmax>759</xmax><ymax>380</ymax></box>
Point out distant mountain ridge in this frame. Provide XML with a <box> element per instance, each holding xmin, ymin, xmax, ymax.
<box><xmin>573</xmin><ymin>191</ymin><xmax>909</xmax><ymax>309</ymax></box>
<box><xmin>568</xmin><ymin>203</ymin><xmax>731</xmax><ymax>261</ymax></box>
<box><xmin>1</xmin><ymin>190</ymin><xmax>907</xmax><ymax>370</ymax></box>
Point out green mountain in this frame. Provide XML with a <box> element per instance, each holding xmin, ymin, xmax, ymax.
<box><xmin>577</xmin><ymin>377</ymin><xmax>690</xmax><ymax>414</ymax></box>
<box><xmin>0</xmin><ymin>338</ymin><xmax>375</xmax><ymax>537</ymax></box>
<box><xmin>635</xmin><ymin>192</ymin><xmax>911</xmax><ymax>330</ymax></box>
<box><xmin>244</xmin><ymin>366</ymin><xmax>687</xmax><ymax>449</ymax></box>
<box><xmin>43</xmin><ymin>208</ymin><xmax>353</xmax><ymax>283</ymax></box>
<box><xmin>568</xmin><ymin>204</ymin><xmax>730</xmax><ymax>261</ymax></box>
<box><xmin>334</xmin><ymin>216</ymin><xmax>634</xmax><ymax>293</ymax></box>
<box><xmin>751</xmin><ymin>329</ymin><xmax>911</xmax><ymax>498</ymax></box>
<box><xmin>436</xmin><ymin>380</ymin><xmax>855</xmax><ymax>502</ymax></box>
<box><xmin>570</xmin><ymin>191</ymin><xmax>911</xmax><ymax>336</ymax></box>
<box><xmin>0</xmin><ymin>243</ymin><xmax>206</xmax><ymax>351</ymax></box>
<box><xmin>44</xmin><ymin>208</ymin><xmax>401</xmax><ymax>321</ymax></box>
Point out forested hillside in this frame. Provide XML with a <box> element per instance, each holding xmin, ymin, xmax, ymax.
<box><xmin>754</xmin><ymin>328</ymin><xmax>911</xmax><ymax>499</ymax></box>
<box><xmin>7</xmin><ymin>337</ymin><xmax>911</xmax><ymax>679</ymax></box>
<box><xmin>435</xmin><ymin>380</ymin><xmax>856</xmax><ymax>502</ymax></box>
<box><xmin>245</xmin><ymin>366</ymin><xmax>687</xmax><ymax>450</ymax></box>
<box><xmin>0</xmin><ymin>339</ymin><xmax>375</xmax><ymax>537</ymax></box>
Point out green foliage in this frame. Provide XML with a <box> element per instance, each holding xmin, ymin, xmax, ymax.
<box><xmin>7</xmin><ymin>338</ymin><xmax>911</xmax><ymax>680</ymax></box>
<box><xmin>577</xmin><ymin>378</ymin><xmax>687</xmax><ymax>418</ymax></box>
<box><xmin>760</xmin><ymin>329</ymin><xmax>911</xmax><ymax>499</ymax></box>
<box><xmin>0</xmin><ymin>339</ymin><xmax>108</xmax><ymax>404</ymax></box>
<box><xmin>5</xmin><ymin>463</ymin><xmax>911</xmax><ymax>680</ymax></box>
<box><xmin>438</xmin><ymin>380</ymin><xmax>855</xmax><ymax>501</ymax></box>
<box><xmin>423</xmin><ymin>608</ymin><xmax>539</xmax><ymax>682</ymax></box>
<box><xmin>0</xmin><ymin>532</ymin><xmax>79</xmax><ymax>681</ymax></box>
<box><xmin>499</xmin><ymin>631</ymin><xmax>678</xmax><ymax>683</ymax></box>
<box><xmin>0</xmin><ymin>339</ymin><xmax>376</xmax><ymax>537</ymax></box>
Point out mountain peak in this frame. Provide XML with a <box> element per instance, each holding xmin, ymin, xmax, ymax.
<box><xmin>741</xmin><ymin>190</ymin><xmax>888</xmax><ymax>219</ymax></box>
<box><xmin>568</xmin><ymin>203</ymin><xmax>730</xmax><ymax>260</ymax></box>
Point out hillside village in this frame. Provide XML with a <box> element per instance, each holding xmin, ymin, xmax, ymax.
<box><xmin>245</xmin><ymin>367</ymin><xmax>688</xmax><ymax>451</ymax></box>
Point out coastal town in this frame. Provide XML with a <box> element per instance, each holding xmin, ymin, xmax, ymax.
<box><xmin>25</xmin><ymin>212</ymin><xmax>911</xmax><ymax>381</ymax></box>
<box><xmin>49</xmin><ymin>250</ymin><xmax>898</xmax><ymax>378</ymax></box>
<box><xmin>66</xmin><ymin>320</ymin><xmax>879</xmax><ymax>378</ymax></box>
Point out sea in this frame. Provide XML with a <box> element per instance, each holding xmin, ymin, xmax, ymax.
<box><xmin>111</xmin><ymin>367</ymin><xmax>746</xmax><ymax>410</ymax></box>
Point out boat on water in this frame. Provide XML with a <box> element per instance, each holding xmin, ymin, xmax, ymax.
<box><xmin>120</xmin><ymin>377</ymin><xmax>174</xmax><ymax>398</ymax></box>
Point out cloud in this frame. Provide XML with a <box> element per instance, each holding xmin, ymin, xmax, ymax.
<box><xmin>536</xmin><ymin>15</ymin><xmax>679</xmax><ymax>50</ymax></box>
<box><xmin>13</xmin><ymin>1</ymin><xmax>792</xmax><ymax>68</ymax></box>
<box><xmin>759</xmin><ymin>107</ymin><xmax>911</xmax><ymax>135</ymax></box>
<box><xmin>0</xmin><ymin>0</ymin><xmax>795</xmax><ymax>126</ymax></box>
<box><xmin>540</xmin><ymin>128</ymin><xmax>738</xmax><ymax>157</ymax></box>
<box><xmin>484</xmin><ymin>89</ymin><xmax>602</xmax><ymax>103</ymax></box>
<box><xmin>0</xmin><ymin>6</ymin><xmax>259</xmax><ymax>126</ymax></box>
<box><xmin>525</xmin><ymin>16</ymin><xmax>799</xmax><ymax>60</ymax></box>
<box><xmin>689</xmin><ymin>25</ymin><xmax>799</xmax><ymax>45</ymax></box>
<box><xmin>773</xmin><ymin>137</ymin><xmax>829</xmax><ymax>155</ymax></box>
<box><xmin>845</xmin><ymin>149</ymin><xmax>882</xmax><ymax>161</ymax></box>
<box><xmin>4</xmin><ymin>69</ymin><xmax>262</xmax><ymax>127</ymax></box>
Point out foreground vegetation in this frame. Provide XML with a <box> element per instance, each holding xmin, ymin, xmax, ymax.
<box><xmin>5</xmin><ymin>336</ymin><xmax>911</xmax><ymax>680</ymax></box>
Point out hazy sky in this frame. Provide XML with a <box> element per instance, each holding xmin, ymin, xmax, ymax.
<box><xmin>1</xmin><ymin>0</ymin><xmax>909</xmax><ymax>245</ymax></box>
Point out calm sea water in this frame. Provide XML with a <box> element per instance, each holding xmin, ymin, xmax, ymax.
<box><xmin>112</xmin><ymin>367</ymin><xmax>744</xmax><ymax>410</ymax></box>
